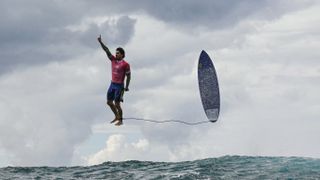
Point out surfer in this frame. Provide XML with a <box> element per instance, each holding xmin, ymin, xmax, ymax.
<box><xmin>97</xmin><ymin>35</ymin><xmax>131</xmax><ymax>126</ymax></box>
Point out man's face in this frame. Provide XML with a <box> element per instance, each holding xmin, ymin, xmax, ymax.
<box><xmin>115</xmin><ymin>50</ymin><xmax>123</xmax><ymax>60</ymax></box>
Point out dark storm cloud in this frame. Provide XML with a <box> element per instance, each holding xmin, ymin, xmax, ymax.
<box><xmin>0</xmin><ymin>0</ymin><xmax>136</xmax><ymax>74</ymax></box>
<box><xmin>91</xmin><ymin>0</ymin><xmax>314</xmax><ymax>28</ymax></box>
<box><xmin>0</xmin><ymin>0</ymin><xmax>313</xmax><ymax>74</ymax></box>
<box><xmin>137</xmin><ymin>0</ymin><xmax>269</xmax><ymax>27</ymax></box>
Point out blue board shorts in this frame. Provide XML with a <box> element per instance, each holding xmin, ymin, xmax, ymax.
<box><xmin>107</xmin><ymin>82</ymin><xmax>124</xmax><ymax>102</ymax></box>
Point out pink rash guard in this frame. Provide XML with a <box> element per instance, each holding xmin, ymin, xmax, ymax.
<box><xmin>110</xmin><ymin>55</ymin><xmax>130</xmax><ymax>84</ymax></box>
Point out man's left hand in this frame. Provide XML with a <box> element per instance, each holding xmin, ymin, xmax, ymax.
<box><xmin>124</xmin><ymin>87</ymin><xmax>129</xmax><ymax>91</ymax></box>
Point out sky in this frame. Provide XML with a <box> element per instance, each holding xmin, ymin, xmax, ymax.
<box><xmin>0</xmin><ymin>0</ymin><xmax>319</xmax><ymax>167</ymax></box>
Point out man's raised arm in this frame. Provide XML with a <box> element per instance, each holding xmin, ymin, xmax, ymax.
<box><xmin>97</xmin><ymin>35</ymin><xmax>113</xmax><ymax>60</ymax></box>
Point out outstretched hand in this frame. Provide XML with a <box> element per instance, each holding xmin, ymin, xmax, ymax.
<box><xmin>97</xmin><ymin>34</ymin><xmax>102</xmax><ymax>42</ymax></box>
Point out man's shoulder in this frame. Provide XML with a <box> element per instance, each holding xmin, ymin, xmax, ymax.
<box><xmin>122</xmin><ymin>59</ymin><xmax>130</xmax><ymax>65</ymax></box>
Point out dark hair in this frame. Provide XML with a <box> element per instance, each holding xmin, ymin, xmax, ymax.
<box><xmin>116</xmin><ymin>47</ymin><xmax>125</xmax><ymax>58</ymax></box>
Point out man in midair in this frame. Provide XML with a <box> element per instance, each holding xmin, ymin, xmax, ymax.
<box><xmin>97</xmin><ymin>35</ymin><xmax>131</xmax><ymax>126</ymax></box>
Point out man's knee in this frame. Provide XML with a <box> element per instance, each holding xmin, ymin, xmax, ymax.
<box><xmin>107</xmin><ymin>100</ymin><xmax>114</xmax><ymax>106</ymax></box>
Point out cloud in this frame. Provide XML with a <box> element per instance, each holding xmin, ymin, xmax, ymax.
<box><xmin>0</xmin><ymin>0</ymin><xmax>136</xmax><ymax>75</ymax></box>
<box><xmin>86</xmin><ymin>132</ymin><xmax>207</xmax><ymax>165</ymax></box>
<box><xmin>0</xmin><ymin>15</ymin><xmax>136</xmax><ymax>74</ymax></box>
<box><xmin>0</xmin><ymin>53</ymin><xmax>109</xmax><ymax>166</ymax></box>
<box><xmin>0</xmin><ymin>0</ymin><xmax>313</xmax><ymax>74</ymax></box>
<box><xmin>89</xmin><ymin>0</ymin><xmax>314</xmax><ymax>29</ymax></box>
<box><xmin>87</xmin><ymin>134</ymin><xmax>150</xmax><ymax>165</ymax></box>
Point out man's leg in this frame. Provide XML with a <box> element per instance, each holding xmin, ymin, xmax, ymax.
<box><xmin>107</xmin><ymin>100</ymin><xmax>119</xmax><ymax>123</ymax></box>
<box><xmin>114</xmin><ymin>101</ymin><xmax>123</xmax><ymax>126</ymax></box>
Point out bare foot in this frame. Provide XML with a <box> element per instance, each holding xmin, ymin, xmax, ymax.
<box><xmin>115</xmin><ymin>120</ymin><xmax>123</xmax><ymax>126</ymax></box>
<box><xmin>110</xmin><ymin>117</ymin><xmax>118</xmax><ymax>124</ymax></box>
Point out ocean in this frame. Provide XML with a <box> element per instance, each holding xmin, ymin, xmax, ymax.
<box><xmin>1</xmin><ymin>156</ymin><xmax>320</xmax><ymax>179</ymax></box>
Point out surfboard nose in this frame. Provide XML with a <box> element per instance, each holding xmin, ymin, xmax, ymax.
<box><xmin>200</xmin><ymin>50</ymin><xmax>208</xmax><ymax>57</ymax></box>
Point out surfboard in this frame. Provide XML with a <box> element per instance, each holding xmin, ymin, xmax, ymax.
<box><xmin>198</xmin><ymin>50</ymin><xmax>220</xmax><ymax>122</ymax></box>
